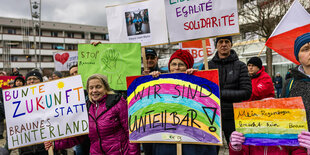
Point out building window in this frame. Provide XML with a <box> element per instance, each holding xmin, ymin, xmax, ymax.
<box><xmin>51</xmin><ymin>31</ymin><xmax>58</xmax><ymax>37</ymax></box>
<box><xmin>67</xmin><ymin>44</ymin><xmax>74</xmax><ymax>50</ymax></box>
<box><xmin>91</xmin><ymin>34</ymin><xmax>95</xmax><ymax>39</ymax></box>
<box><xmin>8</xmin><ymin>29</ymin><xmax>16</xmax><ymax>34</ymax></box>
<box><xmin>82</xmin><ymin>33</ymin><xmax>85</xmax><ymax>39</ymax></box>
<box><xmin>67</xmin><ymin>32</ymin><xmax>74</xmax><ymax>38</ymax></box>
<box><xmin>52</xmin><ymin>44</ymin><xmax>62</xmax><ymax>49</ymax></box>
<box><xmin>11</xmin><ymin>56</ymin><xmax>18</xmax><ymax>62</ymax></box>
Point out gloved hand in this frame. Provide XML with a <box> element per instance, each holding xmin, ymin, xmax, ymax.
<box><xmin>298</xmin><ymin>131</ymin><xmax>310</xmax><ymax>149</ymax></box>
<box><xmin>230</xmin><ymin>131</ymin><xmax>245</xmax><ymax>151</ymax></box>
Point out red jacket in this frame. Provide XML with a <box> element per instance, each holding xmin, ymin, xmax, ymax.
<box><xmin>229</xmin><ymin>144</ymin><xmax>307</xmax><ymax>155</ymax></box>
<box><xmin>54</xmin><ymin>95</ymin><xmax>140</xmax><ymax>155</ymax></box>
<box><xmin>247</xmin><ymin>66</ymin><xmax>275</xmax><ymax>101</ymax></box>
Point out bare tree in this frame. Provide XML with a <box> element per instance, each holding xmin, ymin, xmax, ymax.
<box><xmin>239</xmin><ymin>0</ymin><xmax>309</xmax><ymax>76</ymax></box>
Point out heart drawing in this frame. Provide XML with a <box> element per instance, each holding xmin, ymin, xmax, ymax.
<box><xmin>55</xmin><ymin>53</ymin><xmax>69</xmax><ymax>65</ymax></box>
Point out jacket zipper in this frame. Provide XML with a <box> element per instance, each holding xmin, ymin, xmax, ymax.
<box><xmin>95</xmin><ymin>101</ymin><xmax>105</xmax><ymax>154</ymax></box>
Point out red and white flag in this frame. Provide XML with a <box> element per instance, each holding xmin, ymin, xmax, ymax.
<box><xmin>265</xmin><ymin>0</ymin><xmax>310</xmax><ymax>65</ymax></box>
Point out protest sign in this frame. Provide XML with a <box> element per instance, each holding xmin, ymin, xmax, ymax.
<box><xmin>126</xmin><ymin>70</ymin><xmax>222</xmax><ymax>145</ymax></box>
<box><xmin>234</xmin><ymin>97</ymin><xmax>308</xmax><ymax>146</ymax></box>
<box><xmin>106</xmin><ymin>0</ymin><xmax>169</xmax><ymax>46</ymax></box>
<box><xmin>0</xmin><ymin>76</ymin><xmax>18</xmax><ymax>89</ymax></box>
<box><xmin>179</xmin><ymin>39</ymin><xmax>215</xmax><ymax>64</ymax></box>
<box><xmin>3</xmin><ymin>75</ymin><xmax>89</xmax><ymax>149</ymax></box>
<box><xmin>78</xmin><ymin>43</ymin><xmax>141</xmax><ymax>90</ymax></box>
<box><xmin>53</xmin><ymin>51</ymin><xmax>78</xmax><ymax>71</ymax></box>
<box><xmin>165</xmin><ymin>0</ymin><xmax>239</xmax><ymax>43</ymax></box>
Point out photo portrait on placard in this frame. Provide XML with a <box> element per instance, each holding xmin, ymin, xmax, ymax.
<box><xmin>125</xmin><ymin>9</ymin><xmax>150</xmax><ymax>36</ymax></box>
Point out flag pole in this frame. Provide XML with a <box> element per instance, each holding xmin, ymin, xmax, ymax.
<box><xmin>257</xmin><ymin>45</ymin><xmax>266</xmax><ymax>57</ymax></box>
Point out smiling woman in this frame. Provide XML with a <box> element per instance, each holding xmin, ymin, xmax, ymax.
<box><xmin>44</xmin><ymin>74</ymin><xmax>140</xmax><ymax>155</ymax></box>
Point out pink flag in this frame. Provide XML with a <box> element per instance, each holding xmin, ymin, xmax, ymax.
<box><xmin>265</xmin><ymin>0</ymin><xmax>310</xmax><ymax>65</ymax></box>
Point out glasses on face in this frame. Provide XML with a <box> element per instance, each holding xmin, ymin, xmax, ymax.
<box><xmin>27</xmin><ymin>77</ymin><xmax>39</xmax><ymax>82</ymax></box>
<box><xmin>170</xmin><ymin>62</ymin><xmax>186</xmax><ymax>68</ymax></box>
<box><xmin>146</xmin><ymin>56</ymin><xmax>156</xmax><ymax>60</ymax></box>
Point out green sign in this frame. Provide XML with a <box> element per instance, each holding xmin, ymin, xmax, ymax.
<box><xmin>78</xmin><ymin>43</ymin><xmax>141</xmax><ymax>90</ymax></box>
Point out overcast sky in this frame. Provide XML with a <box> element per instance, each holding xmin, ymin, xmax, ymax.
<box><xmin>0</xmin><ymin>0</ymin><xmax>138</xmax><ymax>26</ymax></box>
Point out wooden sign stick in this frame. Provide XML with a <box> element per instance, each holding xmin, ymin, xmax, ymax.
<box><xmin>141</xmin><ymin>47</ymin><xmax>148</xmax><ymax>74</ymax></box>
<box><xmin>48</xmin><ymin>146</ymin><xmax>53</xmax><ymax>155</ymax></box>
<box><xmin>257</xmin><ymin>45</ymin><xmax>266</xmax><ymax>57</ymax></box>
<box><xmin>177</xmin><ymin>143</ymin><xmax>182</xmax><ymax>155</ymax></box>
<box><xmin>202</xmin><ymin>39</ymin><xmax>209</xmax><ymax>70</ymax></box>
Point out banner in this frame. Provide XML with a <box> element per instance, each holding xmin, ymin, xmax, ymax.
<box><xmin>126</xmin><ymin>70</ymin><xmax>222</xmax><ymax>145</ymax></box>
<box><xmin>165</xmin><ymin>0</ymin><xmax>239</xmax><ymax>43</ymax></box>
<box><xmin>106</xmin><ymin>0</ymin><xmax>169</xmax><ymax>46</ymax></box>
<box><xmin>3</xmin><ymin>75</ymin><xmax>89</xmax><ymax>149</ymax></box>
<box><xmin>234</xmin><ymin>97</ymin><xmax>308</xmax><ymax>146</ymax></box>
<box><xmin>0</xmin><ymin>76</ymin><xmax>18</xmax><ymax>89</ymax></box>
<box><xmin>179</xmin><ymin>39</ymin><xmax>215</xmax><ymax>64</ymax></box>
<box><xmin>78</xmin><ymin>43</ymin><xmax>141</xmax><ymax>90</ymax></box>
<box><xmin>53</xmin><ymin>51</ymin><xmax>78</xmax><ymax>71</ymax></box>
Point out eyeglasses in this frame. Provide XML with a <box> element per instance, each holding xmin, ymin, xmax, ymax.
<box><xmin>170</xmin><ymin>62</ymin><xmax>186</xmax><ymax>68</ymax></box>
<box><xmin>27</xmin><ymin>77</ymin><xmax>39</xmax><ymax>81</ymax></box>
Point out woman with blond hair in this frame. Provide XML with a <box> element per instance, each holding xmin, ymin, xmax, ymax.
<box><xmin>45</xmin><ymin>74</ymin><xmax>139</xmax><ymax>155</ymax></box>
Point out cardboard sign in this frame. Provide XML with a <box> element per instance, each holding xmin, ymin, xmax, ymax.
<box><xmin>3</xmin><ymin>75</ymin><xmax>89</xmax><ymax>149</ymax></box>
<box><xmin>165</xmin><ymin>0</ymin><xmax>239</xmax><ymax>43</ymax></box>
<box><xmin>78</xmin><ymin>43</ymin><xmax>141</xmax><ymax>90</ymax></box>
<box><xmin>234</xmin><ymin>97</ymin><xmax>308</xmax><ymax>146</ymax></box>
<box><xmin>126</xmin><ymin>70</ymin><xmax>222</xmax><ymax>145</ymax></box>
<box><xmin>53</xmin><ymin>51</ymin><xmax>78</xmax><ymax>71</ymax></box>
<box><xmin>0</xmin><ymin>76</ymin><xmax>18</xmax><ymax>89</ymax></box>
<box><xmin>179</xmin><ymin>39</ymin><xmax>215</xmax><ymax>64</ymax></box>
<box><xmin>106</xmin><ymin>0</ymin><xmax>169</xmax><ymax>46</ymax></box>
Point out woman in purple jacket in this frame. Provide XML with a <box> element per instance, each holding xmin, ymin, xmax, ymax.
<box><xmin>45</xmin><ymin>74</ymin><xmax>140</xmax><ymax>155</ymax></box>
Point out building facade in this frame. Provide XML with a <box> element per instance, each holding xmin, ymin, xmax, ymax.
<box><xmin>0</xmin><ymin>17</ymin><xmax>108</xmax><ymax>76</ymax></box>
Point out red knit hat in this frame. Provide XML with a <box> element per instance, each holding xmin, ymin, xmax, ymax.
<box><xmin>168</xmin><ymin>49</ymin><xmax>194</xmax><ymax>72</ymax></box>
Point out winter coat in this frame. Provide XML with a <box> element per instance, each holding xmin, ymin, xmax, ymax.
<box><xmin>274</xmin><ymin>76</ymin><xmax>283</xmax><ymax>89</ymax></box>
<box><xmin>55</xmin><ymin>94</ymin><xmax>140</xmax><ymax>155</ymax></box>
<box><xmin>229</xmin><ymin>144</ymin><xmax>307</xmax><ymax>155</ymax></box>
<box><xmin>282</xmin><ymin>66</ymin><xmax>310</xmax><ymax>131</ymax></box>
<box><xmin>247</xmin><ymin>66</ymin><xmax>275</xmax><ymax>101</ymax></box>
<box><xmin>206</xmin><ymin>49</ymin><xmax>252</xmax><ymax>119</ymax></box>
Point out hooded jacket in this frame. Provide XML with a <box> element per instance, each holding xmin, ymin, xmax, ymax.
<box><xmin>247</xmin><ymin>66</ymin><xmax>275</xmax><ymax>101</ymax></box>
<box><xmin>54</xmin><ymin>94</ymin><xmax>140</xmax><ymax>155</ymax></box>
<box><xmin>207</xmin><ymin>49</ymin><xmax>252</xmax><ymax>119</ymax></box>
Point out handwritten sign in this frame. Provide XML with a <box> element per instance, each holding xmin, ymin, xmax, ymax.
<box><xmin>126</xmin><ymin>70</ymin><xmax>222</xmax><ymax>145</ymax></box>
<box><xmin>106</xmin><ymin>0</ymin><xmax>169</xmax><ymax>46</ymax></box>
<box><xmin>165</xmin><ymin>0</ymin><xmax>239</xmax><ymax>43</ymax></box>
<box><xmin>78</xmin><ymin>43</ymin><xmax>141</xmax><ymax>90</ymax></box>
<box><xmin>0</xmin><ymin>76</ymin><xmax>18</xmax><ymax>89</ymax></box>
<box><xmin>3</xmin><ymin>75</ymin><xmax>89</xmax><ymax>149</ymax></box>
<box><xmin>234</xmin><ymin>97</ymin><xmax>308</xmax><ymax>146</ymax></box>
<box><xmin>53</xmin><ymin>51</ymin><xmax>78</xmax><ymax>71</ymax></box>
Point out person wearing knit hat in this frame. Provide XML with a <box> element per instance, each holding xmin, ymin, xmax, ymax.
<box><xmin>202</xmin><ymin>35</ymin><xmax>252</xmax><ymax>147</ymax></box>
<box><xmin>52</xmin><ymin>71</ymin><xmax>63</xmax><ymax>80</ymax></box>
<box><xmin>13</xmin><ymin>76</ymin><xmax>25</xmax><ymax>87</ymax></box>
<box><xmin>168</xmin><ymin>49</ymin><xmax>194</xmax><ymax>73</ymax></box>
<box><xmin>247</xmin><ymin>57</ymin><xmax>262</xmax><ymax>76</ymax></box>
<box><xmin>150</xmin><ymin>49</ymin><xmax>197</xmax><ymax>78</ymax></box>
<box><xmin>25</xmin><ymin>70</ymin><xmax>43</xmax><ymax>85</ymax></box>
<box><xmin>282</xmin><ymin>33</ymin><xmax>310</xmax><ymax>152</ymax></box>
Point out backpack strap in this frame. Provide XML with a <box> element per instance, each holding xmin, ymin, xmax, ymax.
<box><xmin>285</xmin><ymin>78</ymin><xmax>295</xmax><ymax>97</ymax></box>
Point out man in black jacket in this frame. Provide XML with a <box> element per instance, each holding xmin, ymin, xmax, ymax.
<box><xmin>203</xmin><ymin>36</ymin><xmax>252</xmax><ymax>144</ymax></box>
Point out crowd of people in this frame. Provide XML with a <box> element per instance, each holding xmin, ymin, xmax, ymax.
<box><xmin>0</xmin><ymin>33</ymin><xmax>309</xmax><ymax>155</ymax></box>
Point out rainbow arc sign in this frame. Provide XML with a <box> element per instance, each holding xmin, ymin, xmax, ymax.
<box><xmin>126</xmin><ymin>70</ymin><xmax>222</xmax><ymax>145</ymax></box>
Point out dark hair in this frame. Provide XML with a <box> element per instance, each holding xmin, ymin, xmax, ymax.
<box><xmin>69</xmin><ymin>64</ymin><xmax>78</xmax><ymax>71</ymax></box>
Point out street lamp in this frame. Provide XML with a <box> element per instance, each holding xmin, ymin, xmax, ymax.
<box><xmin>29</xmin><ymin>0</ymin><xmax>41</xmax><ymax>68</ymax></box>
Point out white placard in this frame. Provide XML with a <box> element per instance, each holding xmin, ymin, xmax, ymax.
<box><xmin>3</xmin><ymin>75</ymin><xmax>89</xmax><ymax>149</ymax></box>
<box><xmin>106</xmin><ymin>0</ymin><xmax>169</xmax><ymax>46</ymax></box>
<box><xmin>53</xmin><ymin>51</ymin><xmax>78</xmax><ymax>71</ymax></box>
<box><xmin>165</xmin><ymin>0</ymin><xmax>239</xmax><ymax>43</ymax></box>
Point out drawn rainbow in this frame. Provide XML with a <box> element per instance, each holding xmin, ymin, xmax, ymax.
<box><xmin>126</xmin><ymin>70</ymin><xmax>222</xmax><ymax>144</ymax></box>
<box><xmin>234</xmin><ymin>97</ymin><xmax>308</xmax><ymax>146</ymax></box>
